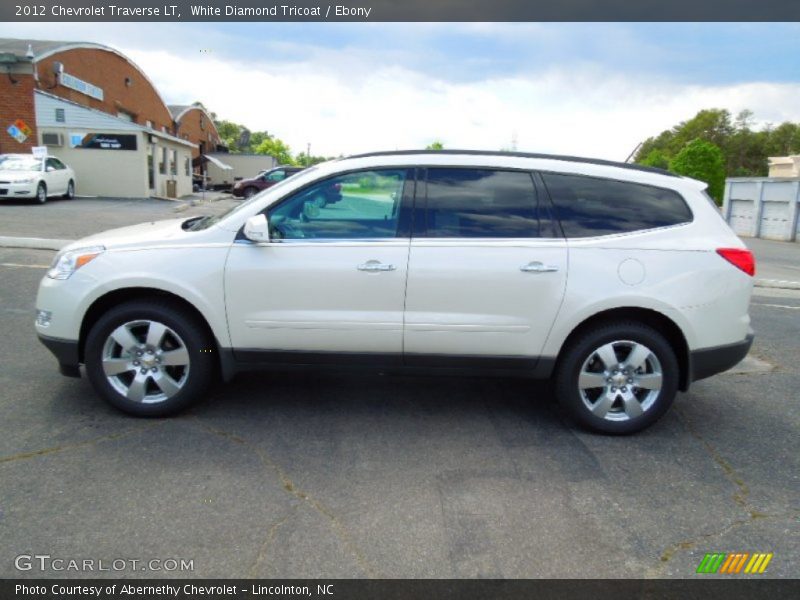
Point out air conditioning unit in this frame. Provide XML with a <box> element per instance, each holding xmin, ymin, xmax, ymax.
<box><xmin>41</xmin><ymin>132</ymin><xmax>63</xmax><ymax>147</ymax></box>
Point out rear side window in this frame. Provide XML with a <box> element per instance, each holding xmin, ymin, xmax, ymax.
<box><xmin>541</xmin><ymin>172</ymin><xmax>692</xmax><ymax>238</ymax></box>
<box><xmin>424</xmin><ymin>168</ymin><xmax>540</xmax><ymax>238</ymax></box>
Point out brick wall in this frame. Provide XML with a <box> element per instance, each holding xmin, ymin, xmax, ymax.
<box><xmin>36</xmin><ymin>47</ymin><xmax>174</xmax><ymax>133</ymax></box>
<box><xmin>175</xmin><ymin>107</ymin><xmax>221</xmax><ymax>159</ymax></box>
<box><xmin>0</xmin><ymin>72</ymin><xmax>37</xmax><ymax>154</ymax></box>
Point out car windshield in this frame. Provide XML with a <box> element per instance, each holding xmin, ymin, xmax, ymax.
<box><xmin>0</xmin><ymin>156</ymin><xmax>42</xmax><ymax>171</ymax></box>
<box><xmin>185</xmin><ymin>165</ymin><xmax>320</xmax><ymax>231</ymax></box>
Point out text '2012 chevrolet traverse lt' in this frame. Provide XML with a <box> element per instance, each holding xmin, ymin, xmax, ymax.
<box><xmin>35</xmin><ymin>151</ymin><xmax>755</xmax><ymax>433</ymax></box>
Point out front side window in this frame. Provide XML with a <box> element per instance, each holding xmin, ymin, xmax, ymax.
<box><xmin>541</xmin><ymin>172</ymin><xmax>693</xmax><ymax>238</ymax></box>
<box><xmin>265</xmin><ymin>169</ymin><xmax>286</xmax><ymax>182</ymax></box>
<box><xmin>268</xmin><ymin>169</ymin><xmax>407</xmax><ymax>240</ymax></box>
<box><xmin>424</xmin><ymin>168</ymin><xmax>540</xmax><ymax>238</ymax></box>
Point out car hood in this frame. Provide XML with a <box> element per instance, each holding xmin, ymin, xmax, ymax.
<box><xmin>0</xmin><ymin>169</ymin><xmax>39</xmax><ymax>181</ymax></box>
<box><xmin>62</xmin><ymin>218</ymin><xmax>201</xmax><ymax>251</ymax></box>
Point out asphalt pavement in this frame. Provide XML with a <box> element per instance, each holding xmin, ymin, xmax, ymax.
<box><xmin>0</xmin><ymin>199</ymin><xmax>797</xmax><ymax>579</ymax></box>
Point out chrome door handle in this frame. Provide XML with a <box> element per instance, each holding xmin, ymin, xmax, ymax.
<box><xmin>357</xmin><ymin>261</ymin><xmax>396</xmax><ymax>272</ymax></box>
<box><xmin>520</xmin><ymin>261</ymin><xmax>559</xmax><ymax>273</ymax></box>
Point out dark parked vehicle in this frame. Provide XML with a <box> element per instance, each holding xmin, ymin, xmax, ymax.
<box><xmin>232</xmin><ymin>166</ymin><xmax>304</xmax><ymax>198</ymax></box>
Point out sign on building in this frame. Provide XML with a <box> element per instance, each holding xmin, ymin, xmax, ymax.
<box><xmin>72</xmin><ymin>133</ymin><xmax>138</xmax><ymax>150</ymax></box>
<box><xmin>61</xmin><ymin>71</ymin><xmax>104</xmax><ymax>101</ymax></box>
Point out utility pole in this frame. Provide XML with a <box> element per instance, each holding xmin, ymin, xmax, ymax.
<box><xmin>306</xmin><ymin>142</ymin><xmax>311</xmax><ymax>165</ymax></box>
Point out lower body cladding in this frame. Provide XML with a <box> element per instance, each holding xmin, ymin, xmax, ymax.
<box><xmin>37</xmin><ymin>333</ymin><xmax>754</xmax><ymax>385</ymax></box>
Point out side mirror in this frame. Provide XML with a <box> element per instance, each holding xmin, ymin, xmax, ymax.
<box><xmin>243</xmin><ymin>214</ymin><xmax>270</xmax><ymax>243</ymax></box>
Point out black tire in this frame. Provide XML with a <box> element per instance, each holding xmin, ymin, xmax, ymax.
<box><xmin>243</xmin><ymin>186</ymin><xmax>258</xmax><ymax>199</ymax></box>
<box><xmin>35</xmin><ymin>182</ymin><xmax>47</xmax><ymax>204</ymax></box>
<box><xmin>554</xmin><ymin>321</ymin><xmax>679</xmax><ymax>435</ymax></box>
<box><xmin>63</xmin><ymin>180</ymin><xmax>75</xmax><ymax>199</ymax></box>
<box><xmin>84</xmin><ymin>299</ymin><xmax>217</xmax><ymax>417</ymax></box>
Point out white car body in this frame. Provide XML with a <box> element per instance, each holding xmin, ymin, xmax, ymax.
<box><xmin>0</xmin><ymin>153</ymin><xmax>76</xmax><ymax>202</ymax></box>
<box><xmin>35</xmin><ymin>151</ymin><xmax>754</xmax><ymax>432</ymax></box>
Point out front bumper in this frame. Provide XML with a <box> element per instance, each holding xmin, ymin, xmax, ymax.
<box><xmin>38</xmin><ymin>334</ymin><xmax>81</xmax><ymax>378</ymax></box>
<box><xmin>690</xmin><ymin>332</ymin><xmax>754</xmax><ymax>383</ymax></box>
<box><xmin>0</xmin><ymin>181</ymin><xmax>36</xmax><ymax>198</ymax></box>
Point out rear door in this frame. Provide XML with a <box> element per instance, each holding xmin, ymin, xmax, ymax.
<box><xmin>44</xmin><ymin>158</ymin><xmax>68</xmax><ymax>194</ymax></box>
<box><xmin>403</xmin><ymin>167</ymin><xmax>568</xmax><ymax>365</ymax></box>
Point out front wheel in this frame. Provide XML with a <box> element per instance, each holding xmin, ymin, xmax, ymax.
<box><xmin>35</xmin><ymin>182</ymin><xmax>47</xmax><ymax>204</ymax></box>
<box><xmin>84</xmin><ymin>300</ymin><xmax>217</xmax><ymax>416</ymax></box>
<box><xmin>243</xmin><ymin>186</ymin><xmax>258</xmax><ymax>199</ymax></box>
<box><xmin>554</xmin><ymin>322</ymin><xmax>679</xmax><ymax>434</ymax></box>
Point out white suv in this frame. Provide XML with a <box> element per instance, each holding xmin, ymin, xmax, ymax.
<box><xmin>35</xmin><ymin>151</ymin><xmax>754</xmax><ymax>433</ymax></box>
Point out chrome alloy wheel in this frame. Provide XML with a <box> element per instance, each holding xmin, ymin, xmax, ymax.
<box><xmin>577</xmin><ymin>340</ymin><xmax>663</xmax><ymax>422</ymax></box>
<box><xmin>101</xmin><ymin>320</ymin><xmax>190</xmax><ymax>404</ymax></box>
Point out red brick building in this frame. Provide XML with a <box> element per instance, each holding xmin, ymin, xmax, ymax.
<box><xmin>0</xmin><ymin>38</ymin><xmax>227</xmax><ymax>197</ymax></box>
<box><xmin>169</xmin><ymin>104</ymin><xmax>224</xmax><ymax>159</ymax></box>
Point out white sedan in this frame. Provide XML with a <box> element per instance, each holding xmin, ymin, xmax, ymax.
<box><xmin>0</xmin><ymin>154</ymin><xmax>76</xmax><ymax>204</ymax></box>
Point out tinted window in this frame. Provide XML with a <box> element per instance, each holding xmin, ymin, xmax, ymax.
<box><xmin>425</xmin><ymin>168</ymin><xmax>539</xmax><ymax>238</ymax></box>
<box><xmin>268</xmin><ymin>169</ymin><xmax>406</xmax><ymax>240</ymax></box>
<box><xmin>541</xmin><ymin>173</ymin><xmax>692</xmax><ymax>237</ymax></box>
<box><xmin>265</xmin><ymin>169</ymin><xmax>285</xmax><ymax>182</ymax></box>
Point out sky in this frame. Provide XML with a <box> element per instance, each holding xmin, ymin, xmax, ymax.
<box><xmin>1</xmin><ymin>22</ymin><xmax>799</xmax><ymax>160</ymax></box>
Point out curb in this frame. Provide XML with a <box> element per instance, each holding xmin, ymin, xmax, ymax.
<box><xmin>0</xmin><ymin>236</ymin><xmax>71</xmax><ymax>251</ymax></box>
<box><xmin>755</xmin><ymin>278</ymin><xmax>800</xmax><ymax>291</ymax></box>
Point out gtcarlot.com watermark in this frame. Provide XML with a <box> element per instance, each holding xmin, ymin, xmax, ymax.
<box><xmin>14</xmin><ymin>554</ymin><xmax>194</xmax><ymax>573</ymax></box>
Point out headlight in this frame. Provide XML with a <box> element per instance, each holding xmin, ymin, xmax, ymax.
<box><xmin>16</xmin><ymin>177</ymin><xmax>35</xmax><ymax>184</ymax></box>
<box><xmin>47</xmin><ymin>245</ymin><xmax>105</xmax><ymax>280</ymax></box>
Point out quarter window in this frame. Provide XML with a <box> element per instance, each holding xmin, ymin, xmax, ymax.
<box><xmin>268</xmin><ymin>169</ymin><xmax>407</xmax><ymax>240</ymax></box>
<box><xmin>424</xmin><ymin>168</ymin><xmax>540</xmax><ymax>238</ymax></box>
<box><xmin>541</xmin><ymin>172</ymin><xmax>693</xmax><ymax>237</ymax></box>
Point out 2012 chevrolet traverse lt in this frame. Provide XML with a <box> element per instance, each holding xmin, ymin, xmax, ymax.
<box><xmin>35</xmin><ymin>151</ymin><xmax>755</xmax><ymax>433</ymax></box>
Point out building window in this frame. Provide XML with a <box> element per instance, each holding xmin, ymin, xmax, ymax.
<box><xmin>55</xmin><ymin>108</ymin><xmax>65</xmax><ymax>123</ymax></box>
<box><xmin>170</xmin><ymin>149</ymin><xmax>177</xmax><ymax>176</ymax></box>
<box><xmin>159</xmin><ymin>147</ymin><xmax>167</xmax><ymax>175</ymax></box>
<box><xmin>117</xmin><ymin>111</ymin><xmax>134</xmax><ymax>122</ymax></box>
<box><xmin>145</xmin><ymin>120</ymin><xmax>153</xmax><ymax>129</ymax></box>
<box><xmin>185</xmin><ymin>156</ymin><xmax>191</xmax><ymax>176</ymax></box>
<box><xmin>200</xmin><ymin>116</ymin><xmax>205</xmax><ymax>130</ymax></box>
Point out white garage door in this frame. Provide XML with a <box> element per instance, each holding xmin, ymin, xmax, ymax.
<box><xmin>759</xmin><ymin>201</ymin><xmax>789</xmax><ymax>240</ymax></box>
<box><xmin>729</xmin><ymin>199</ymin><xmax>755</xmax><ymax>236</ymax></box>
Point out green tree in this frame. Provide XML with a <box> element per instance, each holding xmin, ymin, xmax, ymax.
<box><xmin>639</xmin><ymin>149</ymin><xmax>670</xmax><ymax>170</ymax></box>
<box><xmin>254</xmin><ymin>136</ymin><xmax>295</xmax><ymax>165</ymax></box>
<box><xmin>669</xmin><ymin>139</ymin><xmax>726</xmax><ymax>204</ymax></box>
<box><xmin>295</xmin><ymin>152</ymin><xmax>334</xmax><ymax>166</ymax></box>
<box><xmin>425</xmin><ymin>140</ymin><xmax>444</xmax><ymax>150</ymax></box>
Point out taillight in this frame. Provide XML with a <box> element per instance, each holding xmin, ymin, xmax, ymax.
<box><xmin>716</xmin><ymin>248</ymin><xmax>755</xmax><ymax>277</ymax></box>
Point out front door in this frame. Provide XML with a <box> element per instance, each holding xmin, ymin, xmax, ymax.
<box><xmin>404</xmin><ymin>167</ymin><xmax>568</xmax><ymax>363</ymax></box>
<box><xmin>225</xmin><ymin>168</ymin><xmax>413</xmax><ymax>360</ymax></box>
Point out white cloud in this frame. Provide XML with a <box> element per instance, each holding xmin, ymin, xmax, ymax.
<box><xmin>122</xmin><ymin>46</ymin><xmax>800</xmax><ymax>160</ymax></box>
<box><xmin>2</xmin><ymin>22</ymin><xmax>799</xmax><ymax>159</ymax></box>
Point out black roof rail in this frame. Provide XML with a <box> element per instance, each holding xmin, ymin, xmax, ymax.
<box><xmin>342</xmin><ymin>149</ymin><xmax>679</xmax><ymax>178</ymax></box>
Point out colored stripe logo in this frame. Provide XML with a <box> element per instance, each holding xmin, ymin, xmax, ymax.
<box><xmin>696</xmin><ymin>552</ymin><xmax>773</xmax><ymax>574</ymax></box>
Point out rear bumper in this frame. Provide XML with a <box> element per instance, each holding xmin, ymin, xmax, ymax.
<box><xmin>690</xmin><ymin>333</ymin><xmax>754</xmax><ymax>383</ymax></box>
<box><xmin>38</xmin><ymin>334</ymin><xmax>81</xmax><ymax>378</ymax></box>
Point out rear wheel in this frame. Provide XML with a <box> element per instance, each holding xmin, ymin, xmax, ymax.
<box><xmin>84</xmin><ymin>300</ymin><xmax>217</xmax><ymax>416</ymax></box>
<box><xmin>554</xmin><ymin>322</ymin><xmax>679</xmax><ymax>434</ymax></box>
<box><xmin>35</xmin><ymin>182</ymin><xmax>47</xmax><ymax>204</ymax></box>
<box><xmin>63</xmin><ymin>180</ymin><xmax>75</xmax><ymax>199</ymax></box>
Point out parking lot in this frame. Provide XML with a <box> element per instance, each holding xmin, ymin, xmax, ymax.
<box><xmin>0</xmin><ymin>197</ymin><xmax>798</xmax><ymax>579</ymax></box>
